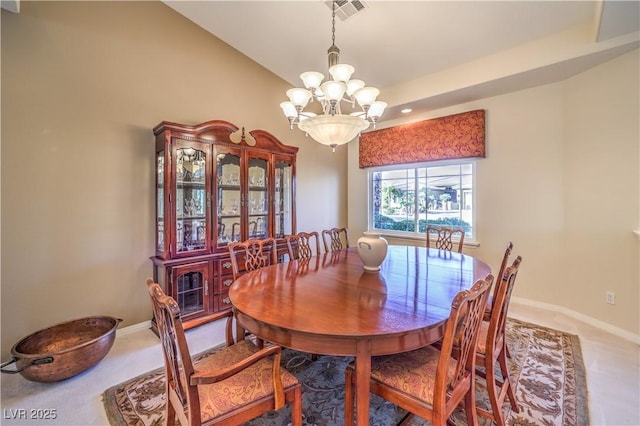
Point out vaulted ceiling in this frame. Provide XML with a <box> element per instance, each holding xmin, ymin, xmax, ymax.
<box><xmin>165</xmin><ymin>0</ymin><xmax>639</xmax><ymax>122</ymax></box>
<box><xmin>3</xmin><ymin>1</ymin><xmax>637</xmax><ymax>123</ymax></box>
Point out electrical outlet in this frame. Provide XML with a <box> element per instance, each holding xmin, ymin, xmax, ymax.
<box><xmin>606</xmin><ymin>291</ymin><xmax>615</xmax><ymax>305</ymax></box>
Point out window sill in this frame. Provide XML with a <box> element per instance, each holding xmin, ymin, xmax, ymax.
<box><xmin>376</xmin><ymin>232</ymin><xmax>479</xmax><ymax>248</ymax></box>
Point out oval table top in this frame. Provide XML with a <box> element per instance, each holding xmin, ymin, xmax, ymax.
<box><xmin>230</xmin><ymin>245</ymin><xmax>491</xmax><ymax>342</ymax></box>
<box><xmin>229</xmin><ymin>245</ymin><xmax>491</xmax><ymax>425</ymax></box>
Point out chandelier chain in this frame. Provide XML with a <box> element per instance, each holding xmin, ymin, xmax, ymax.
<box><xmin>331</xmin><ymin>1</ymin><xmax>336</xmax><ymax>47</ymax></box>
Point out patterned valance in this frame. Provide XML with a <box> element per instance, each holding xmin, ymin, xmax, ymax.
<box><xmin>359</xmin><ymin>109</ymin><xmax>486</xmax><ymax>168</ymax></box>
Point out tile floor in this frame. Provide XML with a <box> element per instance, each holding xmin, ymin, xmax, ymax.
<box><xmin>1</xmin><ymin>301</ymin><xmax>638</xmax><ymax>425</ymax></box>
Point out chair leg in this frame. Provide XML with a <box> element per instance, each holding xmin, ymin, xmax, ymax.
<box><xmin>498</xmin><ymin>347</ymin><xmax>518</xmax><ymax>412</ymax></box>
<box><xmin>464</xmin><ymin>385</ymin><xmax>479</xmax><ymax>426</ymax></box>
<box><xmin>291</xmin><ymin>385</ymin><xmax>303</xmax><ymax>426</ymax></box>
<box><xmin>164</xmin><ymin>401</ymin><xmax>175</xmax><ymax>426</ymax></box>
<box><xmin>344</xmin><ymin>368</ymin><xmax>355</xmax><ymax>426</ymax></box>
<box><xmin>485</xmin><ymin>355</ymin><xmax>506</xmax><ymax>426</ymax></box>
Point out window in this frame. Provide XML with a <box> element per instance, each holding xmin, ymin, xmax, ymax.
<box><xmin>369</xmin><ymin>161</ymin><xmax>474</xmax><ymax>239</ymax></box>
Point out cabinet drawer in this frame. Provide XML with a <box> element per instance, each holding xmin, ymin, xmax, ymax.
<box><xmin>216</xmin><ymin>292</ymin><xmax>233</xmax><ymax>311</ymax></box>
<box><xmin>215</xmin><ymin>258</ymin><xmax>233</xmax><ymax>276</ymax></box>
<box><xmin>215</xmin><ymin>275</ymin><xmax>234</xmax><ymax>294</ymax></box>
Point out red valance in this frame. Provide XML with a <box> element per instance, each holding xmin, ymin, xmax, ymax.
<box><xmin>359</xmin><ymin>109</ymin><xmax>485</xmax><ymax>168</ymax></box>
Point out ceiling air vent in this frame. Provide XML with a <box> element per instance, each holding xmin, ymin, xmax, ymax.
<box><xmin>325</xmin><ymin>0</ymin><xmax>367</xmax><ymax>21</ymax></box>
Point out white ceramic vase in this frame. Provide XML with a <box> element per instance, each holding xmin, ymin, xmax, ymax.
<box><xmin>357</xmin><ymin>231</ymin><xmax>388</xmax><ymax>272</ymax></box>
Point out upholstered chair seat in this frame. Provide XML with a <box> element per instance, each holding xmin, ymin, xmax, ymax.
<box><xmin>194</xmin><ymin>340</ymin><xmax>300</xmax><ymax>422</ymax></box>
<box><xmin>358</xmin><ymin>346</ymin><xmax>458</xmax><ymax>406</ymax></box>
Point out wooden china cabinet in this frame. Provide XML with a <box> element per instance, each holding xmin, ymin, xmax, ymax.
<box><xmin>151</xmin><ymin>120</ymin><xmax>297</xmax><ymax>329</ymax></box>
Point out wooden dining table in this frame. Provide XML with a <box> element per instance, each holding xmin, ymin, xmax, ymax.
<box><xmin>229</xmin><ymin>245</ymin><xmax>491</xmax><ymax>425</ymax></box>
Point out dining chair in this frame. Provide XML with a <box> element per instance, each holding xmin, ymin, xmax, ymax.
<box><xmin>228</xmin><ymin>238</ymin><xmax>278</xmax><ymax>347</ymax></box>
<box><xmin>145</xmin><ymin>279</ymin><xmax>302</xmax><ymax>426</ymax></box>
<box><xmin>344</xmin><ymin>274</ymin><xmax>493</xmax><ymax>426</ymax></box>
<box><xmin>228</xmin><ymin>238</ymin><xmax>278</xmax><ymax>281</ymax></box>
<box><xmin>484</xmin><ymin>241</ymin><xmax>514</xmax><ymax>321</ymax></box>
<box><xmin>426</xmin><ymin>226</ymin><xmax>465</xmax><ymax>253</ymax></box>
<box><xmin>475</xmin><ymin>256</ymin><xmax>522</xmax><ymax>426</ymax></box>
<box><xmin>321</xmin><ymin>227</ymin><xmax>349</xmax><ymax>252</ymax></box>
<box><xmin>285</xmin><ymin>231</ymin><xmax>321</xmax><ymax>260</ymax></box>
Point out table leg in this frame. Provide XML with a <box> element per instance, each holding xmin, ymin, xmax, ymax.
<box><xmin>352</xmin><ymin>340</ymin><xmax>372</xmax><ymax>426</ymax></box>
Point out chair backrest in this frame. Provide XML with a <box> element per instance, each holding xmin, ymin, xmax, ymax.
<box><xmin>496</xmin><ymin>242</ymin><xmax>514</xmax><ymax>283</ymax></box>
<box><xmin>485</xmin><ymin>256</ymin><xmax>522</xmax><ymax>357</ymax></box>
<box><xmin>285</xmin><ymin>255</ymin><xmax>321</xmax><ymax>278</ymax></box>
<box><xmin>435</xmin><ymin>274</ymin><xmax>492</xmax><ymax>407</ymax></box>
<box><xmin>146</xmin><ymin>279</ymin><xmax>231</xmax><ymax>425</ymax></box>
<box><xmin>286</xmin><ymin>231</ymin><xmax>320</xmax><ymax>260</ymax></box>
<box><xmin>228</xmin><ymin>238</ymin><xmax>278</xmax><ymax>280</ymax></box>
<box><xmin>426</xmin><ymin>226</ymin><xmax>465</xmax><ymax>253</ymax></box>
<box><xmin>321</xmin><ymin>227</ymin><xmax>350</xmax><ymax>252</ymax></box>
<box><xmin>487</xmin><ymin>241</ymin><xmax>513</xmax><ymax>315</ymax></box>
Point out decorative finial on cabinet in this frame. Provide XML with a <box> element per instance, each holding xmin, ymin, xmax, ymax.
<box><xmin>230</xmin><ymin>127</ymin><xmax>256</xmax><ymax>146</ymax></box>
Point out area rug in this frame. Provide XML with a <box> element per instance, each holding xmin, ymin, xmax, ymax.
<box><xmin>102</xmin><ymin>318</ymin><xmax>589</xmax><ymax>425</ymax></box>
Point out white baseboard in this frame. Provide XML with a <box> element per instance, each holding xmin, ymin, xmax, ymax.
<box><xmin>115</xmin><ymin>320</ymin><xmax>152</xmax><ymax>337</ymax></box>
<box><xmin>511</xmin><ymin>296</ymin><xmax>640</xmax><ymax>345</ymax></box>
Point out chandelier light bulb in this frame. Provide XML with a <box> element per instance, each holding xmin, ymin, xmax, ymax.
<box><xmin>353</xmin><ymin>87</ymin><xmax>380</xmax><ymax>108</ymax></box>
<box><xmin>286</xmin><ymin>88</ymin><xmax>312</xmax><ymax>108</ymax></box>
<box><xmin>367</xmin><ymin>101</ymin><xmax>388</xmax><ymax>119</ymax></box>
<box><xmin>329</xmin><ymin>63</ymin><xmax>355</xmax><ymax>83</ymax></box>
<box><xmin>280</xmin><ymin>101</ymin><xmax>297</xmax><ymax>119</ymax></box>
<box><xmin>320</xmin><ymin>81</ymin><xmax>347</xmax><ymax>102</ymax></box>
<box><xmin>300</xmin><ymin>71</ymin><xmax>325</xmax><ymax>90</ymax></box>
<box><xmin>346</xmin><ymin>79</ymin><xmax>365</xmax><ymax>97</ymax></box>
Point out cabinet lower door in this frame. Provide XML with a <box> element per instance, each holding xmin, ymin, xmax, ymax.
<box><xmin>172</xmin><ymin>262</ymin><xmax>211</xmax><ymax>320</ymax></box>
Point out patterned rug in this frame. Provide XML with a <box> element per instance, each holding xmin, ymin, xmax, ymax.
<box><xmin>102</xmin><ymin>318</ymin><xmax>589</xmax><ymax>425</ymax></box>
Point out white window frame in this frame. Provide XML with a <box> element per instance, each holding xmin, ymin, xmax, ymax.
<box><xmin>367</xmin><ymin>159</ymin><xmax>477</xmax><ymax>246</ymax></box>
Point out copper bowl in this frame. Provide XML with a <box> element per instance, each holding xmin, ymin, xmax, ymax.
<box><xmin>1</xmin><ymin>316</ymin><xmax>121</xmax><ymax>382</ymax></box>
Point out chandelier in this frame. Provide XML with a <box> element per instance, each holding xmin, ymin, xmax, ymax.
<box><xmin>280</xmin><ymin>1</ymin><xmax>386</xmax><ymax>151</ymax></box>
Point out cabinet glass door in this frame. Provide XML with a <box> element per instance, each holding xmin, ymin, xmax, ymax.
<box><xmin>175</xmin><ymin>142</ymin><xmax>208</xmax><ymax>255</ymax></box>
<box><xmin>173</xmin><ymin>262</ymin><xmax>210</xmax><ymax>318</ymax></box>
<box><xmin>216</xmin><ymin>149</ymin><xmax>242</xmax><ymax>247</ymax></box>
<box><xmin>247</xmin><ymin>154</ymin><xmax>269</xmax><ymax>239</ymax></box>
<box><xmin>274</xmin><ymin>158</ymin><xmax>294</xmax><ymax>238</ymax></box>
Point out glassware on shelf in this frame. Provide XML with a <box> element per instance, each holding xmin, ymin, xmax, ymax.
<box><xmin>176</xmin><ymin>221</ymin><xmax>183</xmax><ymax>251</ymax></box>
<box><xmin>184</xmin><ymin>197</ymin><xmax>196</xmax><ymax>216</ymax></box>
<box><xmin>192</xmin><ymin>167</ymin><xmax>204</xmax><ymax>182</ymax></box>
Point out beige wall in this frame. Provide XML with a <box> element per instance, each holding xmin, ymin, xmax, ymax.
<box><xmin>1</xmin><ymin>2</ymin><xmax>348</xmax><ymax>358</ymax></box>
<box><xmin>349</xmin><ymin>49</ymin><xmax>640</xmax><ymax>340</ymax></box>
<box><xmin>2</xmin><ymin>2</ymin><xmax>637</xmax><ymax>362</ymax></box>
